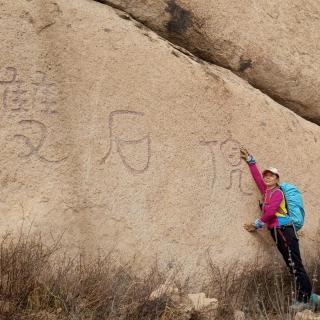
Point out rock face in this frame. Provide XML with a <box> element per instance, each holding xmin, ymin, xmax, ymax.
<box><xmin>98</xmin><ymin>0</ymin><xmax>320</xmax><ymax>125</ymax></box>
<box><xmin>0</xmin><ymin>0</ymin><xmax>320</xmax><ymax>273</ymax></box>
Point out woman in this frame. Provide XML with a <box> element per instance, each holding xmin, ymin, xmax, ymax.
<box><xmin>240</xmin><ymin>147</ymin><xmax>319</xmax><ymax>311</ymax></box>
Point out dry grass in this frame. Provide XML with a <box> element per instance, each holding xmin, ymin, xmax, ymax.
<box><xmin>204</xmin><ymin>250</ymin><xmax>320</xmax><ymax>320</ymax></box>
<box><xmin>0</xmin><ymin>232</ymin><xmax>319</xmax><ymax>320</ymax></box>
<box><xmin>0</xmin><ymin>232</ymin><xmax>185</xmax><ymax>320</ymax></box>
<box><xmin>204</xmin><ymin>257</ymin><xmax>294</xmax><ymax>320</ymax></box>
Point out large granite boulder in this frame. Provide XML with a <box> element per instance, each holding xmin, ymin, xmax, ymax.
<box><xmin>0</xmin><ymin>0</ymin><xmax>319</xmax><ymax>273</ymax></box>
<box><xmin>97</xmin><ymin>0</ymin><xmax>320</xmax><ymax>124</ymax></box>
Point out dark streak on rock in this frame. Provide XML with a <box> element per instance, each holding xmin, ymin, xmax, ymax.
<box><xmin>170</xmin><ymin>43</ymin><xmax>204</xmax><ymax>64</ymax></box>
<box><xmin>38</xmin><ymin>21</ymin><xmax>56</xmax><ymax>34</ymax></box>
<box><xmin>135</xmin><ymin>22</ymin><xmax>143</xmax><ymax>29</ymax></box>
<box><xmin>239</xmin><ymin>58</ymin><xmax>252</xmax><ymax>72</ymax></box>
<box><xmin>165</xmin><ymin>0</ymin><xmax>193</xmax><ymax>34</ymax></box>
<box><xmin>171</xmin><ymin>50</ymin><xmax>180</xmax><ymax>57</ymax></box>
<box><xmin>141</xmin><ymin>32</ymin><xmax>155</xmax><ymax>42</ymax></box>
<box><xmin>119</xmin><ymin>14</ymin><xmax>131</xmax><ymax>20</ymax></box>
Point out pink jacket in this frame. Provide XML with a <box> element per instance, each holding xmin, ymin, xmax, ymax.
<box><xmin>249</xmin><ymin>163</ymin><xmax>285</xmax><ymax>229</ymax></box>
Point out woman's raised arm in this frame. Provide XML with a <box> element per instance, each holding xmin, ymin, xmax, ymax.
<box><xmin>240</xmin><ymin>147</ymin><xmax>266</xmax><ymax>194</ymax></box>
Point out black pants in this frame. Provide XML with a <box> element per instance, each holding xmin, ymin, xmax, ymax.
<box><xmin>270</xmin><ymin>226</ymin><xmax>312</xmax><ymax>303</ymax></box>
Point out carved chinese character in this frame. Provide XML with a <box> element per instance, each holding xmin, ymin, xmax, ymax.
<box><xmin>100</xmin><ymin>110</ymin><xmax>151</xmax><ymax>174</ymax></box>
<box><xmin>0</xmin><ymin>67</ymin><xmax>28</xmax><ymax>112</ymax></box>
<box><xmin>199</xmin><ymin>139</ymin><xmax>218</xmax><ymax>189</ymax></box>
<box><xmin>14</xmin><ymin>119</ymin><xmax>68</xmax><ymax>163</ymax></box>
<box><xmin>32</xmin><ymin>71</ymin><xmax>58</xmax><ymax>114</ymax></box>
<box><xmin>200</xmin><ymin>135</ymin><xmax>252</xmax><ymax>195</ymax></box>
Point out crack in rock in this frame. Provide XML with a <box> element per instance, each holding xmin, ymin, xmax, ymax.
<box><xmin>91</xmin><ymin>0</ymin><xmax>319</xmax><ymax>127</ymax></box>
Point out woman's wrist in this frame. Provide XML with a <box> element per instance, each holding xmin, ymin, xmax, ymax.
<box><xmin>247</xmin><ymin>154</ymin><xmax>256</xmax><ymax>164</ymax></box>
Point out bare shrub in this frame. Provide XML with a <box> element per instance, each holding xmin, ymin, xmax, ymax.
<box><xmin>0</xmin><ymin>231</ymin><xmax>319</xmax><ymax>320</ymax></box>
<box><xmin>204</xmin><ymin>255</ymin><xmax>296</xmax><ymax>320</ymax></box>
<box><xmin>0</xmin><ymin>232</ymin><xmax>60</xmax><ymax>317</ymax></box>
<box><xmin>0</xmin><ymin>232</ymin><xmax>179</xmax><ymax>319</ymax></box>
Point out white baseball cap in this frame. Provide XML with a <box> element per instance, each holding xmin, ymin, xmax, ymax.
<box><xmin>262</xmin><ymin>167</ymin><xmax>280</xmax><ymax>178</ymax></box>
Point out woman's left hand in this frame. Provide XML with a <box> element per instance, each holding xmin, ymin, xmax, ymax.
<box><xmin>240</xmin><ymin>146</ymin><xmax>249</xmax><ymax>160</ymax></box>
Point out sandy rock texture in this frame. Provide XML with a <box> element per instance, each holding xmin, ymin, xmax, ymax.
<box><xmin>295</xmin><ymin>310</ymin><xmax>320</xmax><ymax>320</ymax></box>
<box><xmin>97</xmin><ymin>0</ymin><xmax>320</xmax><ymax>124</ymax></box>
<box><xmin>0</xmin><ymin>0</ymin><xmax>320</xmax><ymax>273</ymax></box>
